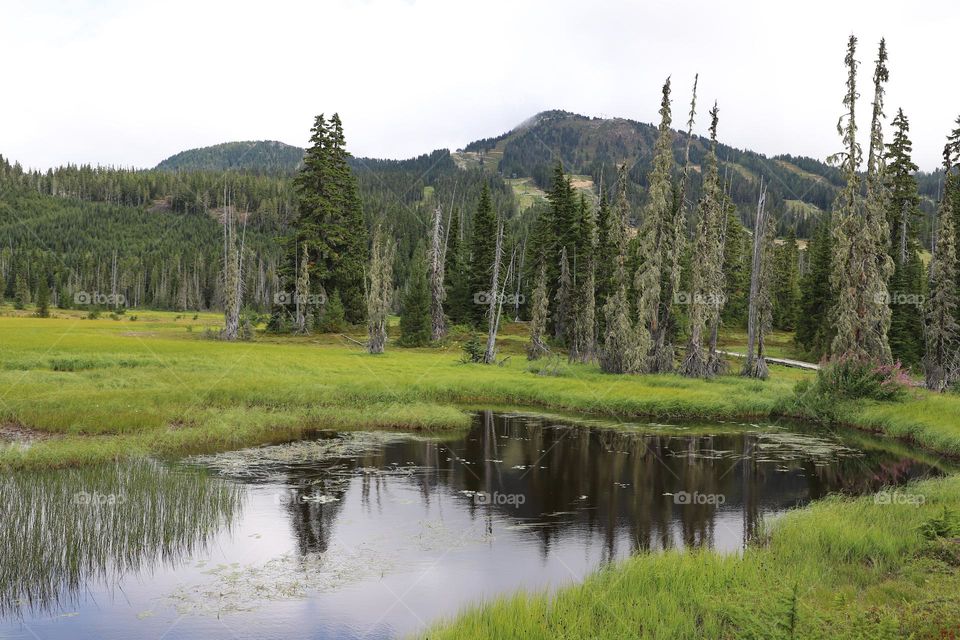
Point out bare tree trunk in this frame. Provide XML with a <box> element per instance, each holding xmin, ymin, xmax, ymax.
<box><xmin>222</xmin><ymin>185</ymin><xmax>242</xmax><ymax>341</ymax></box>
<box><xmin>429</xmin><ymin>204</ymin><xmax>447</xmax><ymax>341</ymax></box>
<box><xmin>483</xmin><ymin>219</ymin><xmax>506</xmax><ymax>364</ymax></box>
<box><xmin>744</xmin><ymin>182</ymin><xmax>769</xmax><ymax>377</ymax></box>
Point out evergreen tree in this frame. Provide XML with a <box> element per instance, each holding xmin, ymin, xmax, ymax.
<box><xmin>399</xmin><ymin>243</ymin><xmax>432</xmax><ymax>347</ymax></box>
<box><xmin>600</xmin><ymin>167</ymin><xmax>642</xmax><ymax>374</ymax></box>
<box><xmin>569</xmin><ymin>193</ymin><xmax>597</xmax><ymax>363</ymax></box>
<box><xmin>924</xmin><ymin>130</ymin><xmax>960</xmax><ymax>390</ymax></box>
<box><xmin>885</xmin><ymin>109</ymin><xmax>925</xmax><ymax>366</ymax></box>
<box><xmin>527</xmin><ymin>262</ymin><xmax>549</xmax><ymax>360</ymax></box>
<box><xmin>721</xmin><ymin>205</ymin><xmax>750</xmax><ymax>326</ymax></box>
<box><xmin>35</xmin><ymin>277</ymin><xmax>50</xmax><ymax>318</ymax></box>
<box><xmin>796</xmin><ymin>214</ymin><xmax>836</xmax><ymax>358</ymax></box>
<box><xmin>830</xmin><ymin>36</ymin><xmax>893</xmax><ymax>363</ymax></box>
<box><xmin>13</xmin><ymin>272</ymin><xmax>29</xmax><ymax>310</ymax></box>
<box><xmin>467</xmin><ymin>184</ymin><xmax>497</xmax><ymax>326</ymax></box>
<box><xmin>634</xmin><ymin>77</ymin><xmax>676</xmax><ymax>372</ymax></box>
<box><xmin>772</xmin><ymin>229</ymin><xmax>801</xmax><ymax>331</ymax></box>
<box><xmin>554</xmin><ymin>247</ymin><xmax>573</xmax><ymax>344</ymax></box>
<box><xmin>594</xmin><ymin>181</ymin><xmax>615</xmax><ymax>337</ymax></box>
<box><xmin>681</xmin><ymin>103</ymin><xmax>725</xmax><ymax>378</ymax></box>
<box><xmin>318</xmin><ymin>289</ymin><xmax>346</xmax><ymax>333</ymax></box>
<box><xmin>443</xmin><ymin>208</ymin><xmax>470</xmax><ymax>325</ymax></box>
<box><xmin>291</xmin><ymin>113</ymin><xmax>368</xmax><ymax>325</ymax></box>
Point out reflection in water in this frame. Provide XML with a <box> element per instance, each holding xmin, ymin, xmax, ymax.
<box><xmin>0</xmin><ymin>460</ymin><xmax>244</xmax><ymax>617</ymax></box>
<box><xmin>0</xmin><ymin>414</ymin><xmax>946</xmax><ymax>639</ymax></box>
<box><xmin>264</xmin><ymin>412</ymin><xmax>941</xmax><ymax>562</ymax></box>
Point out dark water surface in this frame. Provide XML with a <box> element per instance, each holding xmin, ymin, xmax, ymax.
<box><xmin>0</xmin><ymin>412</ymin><xmax>947</xmax><ymax>639</ymax></box>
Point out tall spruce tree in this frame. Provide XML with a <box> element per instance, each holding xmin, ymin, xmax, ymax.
<box><xmin>527</xmin><ymin>262</ymin><xmax>550</xmax><ymax>360</ymax></box>
<box><xmin>772</xmin><ymin>229</ymin><xmax>801</xmax><ymax>331</ymax></box>
<box><xmin>600</xmin><ymin>166</ymin><xmax>642</xmax><ymax>373</ymax></box>
<box><xmin>634</xmin><ymin>77</ymin><xmax>676</xmax><ymax>372</ymax></box>
<box><xmin>885</xmin><ymin>108</ymin><xmax>925</xmax><ymax>366</ymax></box>
<box><xmin>924</xmin><ymin>127</ymin><xmax>960</xmax><ymax>390</ymax></box>
<box><xmin>400</xmin><ymin>242</ymin><xmax>432</xmax><ymax>347</ymax></box>
<box><xmin>468</xmin><ymin>184</ymin><xmax>497</xmax><ymax>326</ymax></box>
<box><xmin>796</xmin><ymin>214</ymin><xmax>836</xmax><ymax>358</ymax></box>
<box><xmin>569</xmin><ymin>193</ymin><xmax>597</xmax><ymax>363</ymax></box>
<box><xmin>830</xmin><ymin>36</ymin><xmax>893</xmax><ymax>363</ymax></box>
<box><xmin>290</xmin><ymin>113</ymin><xmax>368</xmax><ymax>326</ymax></box>
<box><xmin>594</xmin><ymin>183</ymin><xmax>615</xmax><ymax>337</ymax></box>
<box><xmin>444</xmin><ymin>208</ymin><xmax>470</xmax><ymax>325</ymax></box>
<box><xmin>681</xmin><ymin>103</ymin><xmax>725</xmax><ymax>378</ymax></box>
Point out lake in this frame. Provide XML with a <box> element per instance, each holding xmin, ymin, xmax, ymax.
<box><xmin>0</xmin><ymin>411</ymin><xmax>946</xmax><ymax>639</ymax></box>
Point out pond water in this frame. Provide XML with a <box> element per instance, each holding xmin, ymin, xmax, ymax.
<box><xmin>0</xmin><ymin>412</ymin><xmax>948</xmax><ymax>639</ymax></box>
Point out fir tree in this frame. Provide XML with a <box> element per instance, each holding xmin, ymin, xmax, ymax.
<box><xmin>527</xmin><ymin>262</ymin><xmax>550</xmax><ymax>360</ymax></box>
<box><xmin>13</xmin><ymin>272</ymin><xmax>29</xmax><ymax>310</ymax></box>
<box><xmin>681</xmin><ymin>102</ymin><xmax>725</xmax><ymax>378</ymax></box>
<box><xmin>796</xmin><ymin>214</ymin><xmax>836</xmax><ymax>358</ymax></box>
<box><xmin>468</xmin><ymin>184</ymin><xmax>497</xmax><ymax>326</ymax></box>
<box><xmin>291</xmin><ymin>113</ymin><xmax>368</xmax><ymax>325</ymax></box>
<box><xmin>830</xmin><ymin>36</ymin><xmax>893</xmax><ymax>363</ymax></box>
<box><xmin>924</xmin><ymin>133</ymin><xmax>960</xmax><ymax>390</ymax></box>
<box><xmin>554</xmin><ymin>247</ymin><xmax>573</xmax><ymax>345</ymax></box>
<box><xmin>772</xmin><ymin>229</ymin><xmax>801</xmax><ymax>331</ymax></box>
<box><xmin>885</xmin><ymin>108</ymin><xmax>925</xmax><ymax>366</ymax></box>
<box><xmin>35</xmin><ymin>277</ymin><xmax>50</xmax><ymax>318</ymax></box>
<box><xmin>443</xmin><ymin>208</ymin><xmax>470</xmax><ymax>325</ymax></box>
<box><xmin>569</xmin><ymin>193</ymin><xmax>597</xmax><ymax>363</ymax></box>
<box><xmin>594</xmin><ymin>181</ymin><xmax>615</xmax><ymax>337</ymax></box>
<box><xmin>634</xmin><ymin>77</ymin><xmax>676</xmax><ymax>372</ymax></box>
<box><xmin>400</xmin><ymin>243</ymin><xmax>432</xmax><ymax>347</ymax></box>
<box><xmin>600</xmin><ymin>167</ymin><xmax>642</xmax><ymax>374</ymax></box>
<box><xmin>318</xmin><ymin>289</ymin><xmax>346</xmax><ymax>333</ymax></box>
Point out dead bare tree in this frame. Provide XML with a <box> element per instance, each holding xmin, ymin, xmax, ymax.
<box><xmin>428</xmin><ymin>204</ymin><xmax>447</xmax><ymax>341</ymax></box>
<box><xmin>483</xmin><ymin>218</ymin><xmax>506</xmax><ymax>364</ymax></box>
<box><xmin>743</xmin><ymin>181</ymin><xmax>772</xmax><ymax>378</ymax></box>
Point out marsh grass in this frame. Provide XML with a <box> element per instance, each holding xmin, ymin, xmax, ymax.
<box><xmin>421</xmin><ymin>475</ymin><xmax>960</xmax><ymax>639</ymax></box>
<box><xmin>2</xmin><ymin>309</ymin><xmax>960</xmax><ymax>468</ymax></box>
<box><xmin>0</xmin><ymin>460</ymin><xmax>243</xmax><ymax>617</ymax></box>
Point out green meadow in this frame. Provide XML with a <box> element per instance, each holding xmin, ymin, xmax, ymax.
<box><xmin>3</xmin><ymin>306</ymin><xmax>960</xmax><ymax>638</ymax></box>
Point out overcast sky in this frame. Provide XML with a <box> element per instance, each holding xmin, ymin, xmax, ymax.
<box><xmin>2</xmin><ymin>0</ymin><xmax>957</xmax><ymax>172</ymax></box>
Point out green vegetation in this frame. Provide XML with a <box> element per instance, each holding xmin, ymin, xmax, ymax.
<box><xmin>423</xmin><ymin>475</ymin><xmax>960</xmax><ymax>639</ymax></box>
<box><xmin>3</xmin><ymin>308</ymin><xmax>960</xmax><ymax>470</ymax></box>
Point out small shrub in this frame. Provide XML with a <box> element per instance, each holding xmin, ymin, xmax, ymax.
<box><xmin>129</xmin><ymin>315</ymin><xmax>138</xmax><ymax>322</ymax></box>
<box><xmin>109</xmin><ymin>313</ymin><xmax>121</xmax><ymax>321</ymax></box>
<box><xmin>919</xmin><ymin>507</ymin><xmax>960</xmax><ymax>540</ymax></box>
<box><xmin>87</xmin><ymin>310</ymin><xmax>101</xmax><ymax>320</ymax></box>
<box><xmin>459</xmin><ymin>334</ymin><xmax>485</xmax><ymax>363</ymax></box>
<box><xmin>815</xmin><ymin>356</ymin><xmax>910</xmax><ymax>401</ymax></box>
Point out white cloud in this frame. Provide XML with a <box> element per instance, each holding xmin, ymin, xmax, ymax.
<box><xmin>1</xmin><ymin>0</ymin><xmax>957</xmax><ymax>171</ymax></box>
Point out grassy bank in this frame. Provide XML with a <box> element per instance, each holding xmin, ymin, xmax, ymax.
<box><xmin>1</xmin><ymin>308</ymin><xmax>960</xmax><ymax>468</ymax></box>
<box><xmin>423</xmin><ymin>475</ymin><xmax>960</xmax><ymax>639</ymax></box>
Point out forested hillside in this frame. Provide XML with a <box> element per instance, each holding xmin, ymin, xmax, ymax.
<box><xmin>462</xmin><ymin>109</ymin><xmax>941</xmax><ymax>241</ymax></box>
<box><xmin>155</xmin><ymin>140</ymin><xmax>304</xmax><ymax>174</ymax></box>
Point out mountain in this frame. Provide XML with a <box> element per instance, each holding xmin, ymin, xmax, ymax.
<box><xmin>155</xmin><ymin>140</ymin><xmax>304</xmax><ymax>174</ymax></box>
